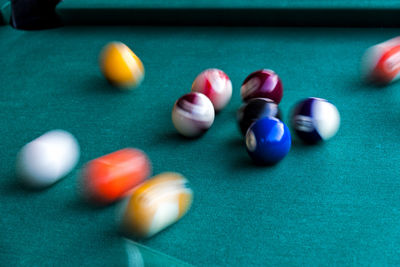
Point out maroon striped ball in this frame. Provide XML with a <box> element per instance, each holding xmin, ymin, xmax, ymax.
<box><xmin>241</xmin><ymin>69</ymin><xmax>283</xmax><ymax>104</ymax></box>
<box><xmin>172</xmin><ymin>92</ymin><xmax>215</xmax><ymax>138</ymax></box>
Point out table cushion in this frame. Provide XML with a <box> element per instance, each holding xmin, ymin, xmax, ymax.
<box><xmin>56</xmin><ymin>0</ymin><xmax>400</xmax><ymax>26</ymax></box>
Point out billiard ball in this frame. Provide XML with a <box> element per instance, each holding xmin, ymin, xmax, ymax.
<box><xmin>82</xmin><ymin>148</ymin><xmax>151</xmax><ymax>204</ymax></box>
<box><xmin>121</xmin><ymin>172</ymin><xmax>193</xmax><ymax>239</ymax></box>
<box><xmin>245</xmin><ymin>117</ymin><xmax>291</xmax><ymax>165</ymax></box>
<box><xmin>237</xmin><ymin>98</ymin><xmax>282</xmax><ymax>136</ymax></box>
<box><xmin>172</xmin><ymin>92</ymin><xmax>215</xmax><ymax>138</ymax></box>
<box><xmin>241</xmin><ymin>69</ymin><xmax>283</xmax><ymax>104</ymax></box>
<box><xmin>191</xmin><ymin>68</ymin><xmax>232</xmax><ymax>112</ymax></box>
<box><xmin>361</xmin><ymin>36</ymin><xmax>400</xmax><ymax>85</ymax></box>
<box><xmin>100</xmin><ymin>41</ymin><xmax>145</xmax><ymax>89</ymax></box>
<box><xmin>16</xmin><ymin>130</ymin><xmax>80</xmax><ymax>188</ymax></box>
<box><xmin>290</xmin><ymin>97</ymin><xmax>340</xmax><ymax>144</ymax></box>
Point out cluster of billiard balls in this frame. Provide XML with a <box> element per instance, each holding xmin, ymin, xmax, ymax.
<box><xmin>171</xmin><ymin>68</ymin><xmax>232</xmax><ymax>137</ymax></box>
<box><xmin>171</xmin><ymin>68</ymin><xmax>341</xmax><ymax>165</ymax></box>
<box><xmin>238</xmin><ymin>70</ymin><xmax>339</xmax><ymax>165</ymax></box>
<box><xmin>97</xmin><ymin>37</ymin><xmax>400</xmax><ymax>89</ymax></box>
<box><xmin>13</xmin><ymin>35</ymin><xmax>400</xmax><ymax>256</ymax></box>
<box><xmin>15</xmin><ymin>41</ymin><xmax>196</xmax><ymax>240</ymax></box>
<box><xmin>15</xmin><ymin>36</ymin><xmax>357</xmax><ymax>236</ymax></box>
<box><xmin>16</xmin><ymin>130</ymin><xmax>193</xmax><ymax>239</ymax></box>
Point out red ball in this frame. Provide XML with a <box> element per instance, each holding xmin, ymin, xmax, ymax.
<box><xmin>361</xmin><ymin>37</ymin><xmax>400</xmax><ymax>85</ymax></box>
<box><xmin>191</xmin><ymin>68</ymin><xmax>232</xmax><ymax>112</ymax></box>
<box><xmin>240</xmin><ymin>69</ymin><xmax>283</xmax><ymax>104</ymax></box>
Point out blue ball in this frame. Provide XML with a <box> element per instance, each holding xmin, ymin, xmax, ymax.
<box><xmin>245</xmin><ymin>117</ymin><xmax>291</xmax><ymax>165</ymax></box>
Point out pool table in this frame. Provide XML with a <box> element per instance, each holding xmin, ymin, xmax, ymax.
<box><xmin>2</xmin><ymin>1</ymin><xmax>400</xmax><ymax>266</ymax></box>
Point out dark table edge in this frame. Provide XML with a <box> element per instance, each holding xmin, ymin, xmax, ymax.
<box><xmin>57</xmin><ymin>7</ymin><xmax>400</xmax><ymax>27</ymax></box>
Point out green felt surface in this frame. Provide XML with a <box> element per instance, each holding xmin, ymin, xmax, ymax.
<box><xmin>2</xmin><ymin>24</ymin><xmax>400</xmax><ymax>266</ymax></box>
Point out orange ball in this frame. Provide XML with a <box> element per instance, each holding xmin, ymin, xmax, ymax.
<box><xmin>100</xmin><ymin>41</ymin><xmax>145</xmax><ymax>89</ymax></box>
<box><xmin>82</xmin><ymin>148</ymin><xmax>151</xmax><ymax>204</ymax></box>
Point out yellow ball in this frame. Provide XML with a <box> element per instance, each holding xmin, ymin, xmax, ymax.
<box><xmin>99</xmin><ymin>41</ymin><xmax>145</xmax><ymax>89</ymax></box>
<box><xmin>121</xmin><ymin>172</ymin><xmax>193</xmax><ymax>239</ymax></box>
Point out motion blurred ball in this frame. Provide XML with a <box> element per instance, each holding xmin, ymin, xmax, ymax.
<box><xmin>237</xmin><ymin>98</ymin><xmax>282</xmax><ymax>136</ymax></box>
<box><xmin>172</xmin><ymin>92</ymin><xmax>215</xmax><ymax>138</ymax></box>
<box><xmin>82</xmin><ymin>148</ymin><xmax>151</xmax><ymax>204</ymax></box>
<box><xmin>241</xmin><ymin>69</ymin><xmax>283</xmax><ymax>104</ymax></box>
<box><xmin>246</xmin><ymin>117</ymin><xmax>291</xmax><ymax>165</ymax></box>
<box><xmin>121</xmin><ymin>172</ymin><xmax>193</xmax><ymax>239</ymax></box>
<box><xmin>291</xmin><ymin>97</ymin><xmax>340</xmax><ymax>144</ymax></box>
<box><xmin>16</xmin><ymin>130</ymin><xmax>80</xmax><ymax>188</ymax></box>
<box><xmin>191</xmin><ymin>68</ymin><xmax>232</xmax><ymax>112</ymax></box>
<box><xmin>361</xmin><ymin>36</ymin><xmax>400</xmax><ymax>84</ymax></box>
<box><xmin>100</xmin><ymin>41</ymin><xmax>145</xmax><ymax>89</ymax></box>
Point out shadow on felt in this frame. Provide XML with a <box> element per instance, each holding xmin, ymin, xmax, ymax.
<box><xmin>0</xmin><ymin>175</ymin><xmax>26</xmax><ymax>196</ymax></box>
<box><xmin>82</xmin><ymin>74</ymin><xmax>131</xmax><ymax>95</ymax></box>
<box><xmin>151</xmin><ymin>130</ymin><xmax>212</xmax><ymax>147</ymax></box>
<box><xmin>224</xmin><ymin>135</ymin><xmax>282</xmax><ymax>171</ymax></box>
<box><xmin>349</xmin><ymin>77</ymin><xmax>399</xmax><ymax>92</ymax></box>
<box><xmin>64</xmin><ymin>194</ymin><xmax>118</xmax><ymax>214</ymax></box>
<box><xmin>0</xmin><ymin>173</ymin><xmax>65</xmax><ymax>195</ymax></box>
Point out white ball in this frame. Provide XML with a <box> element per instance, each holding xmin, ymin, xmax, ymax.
<box><xmin>191</xmin><ymin>68</ymin><xmax>232</xmax><ymax>112</ymax></box>
<box><xmin>16</xmin><ymin>130</ymin><xmax>80</xmax><ymax>188</ymax></box>
<box><xmin>172</xmin><ymin>92</ymin><xmax>215</xmax><ymax>138</ymax></box>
